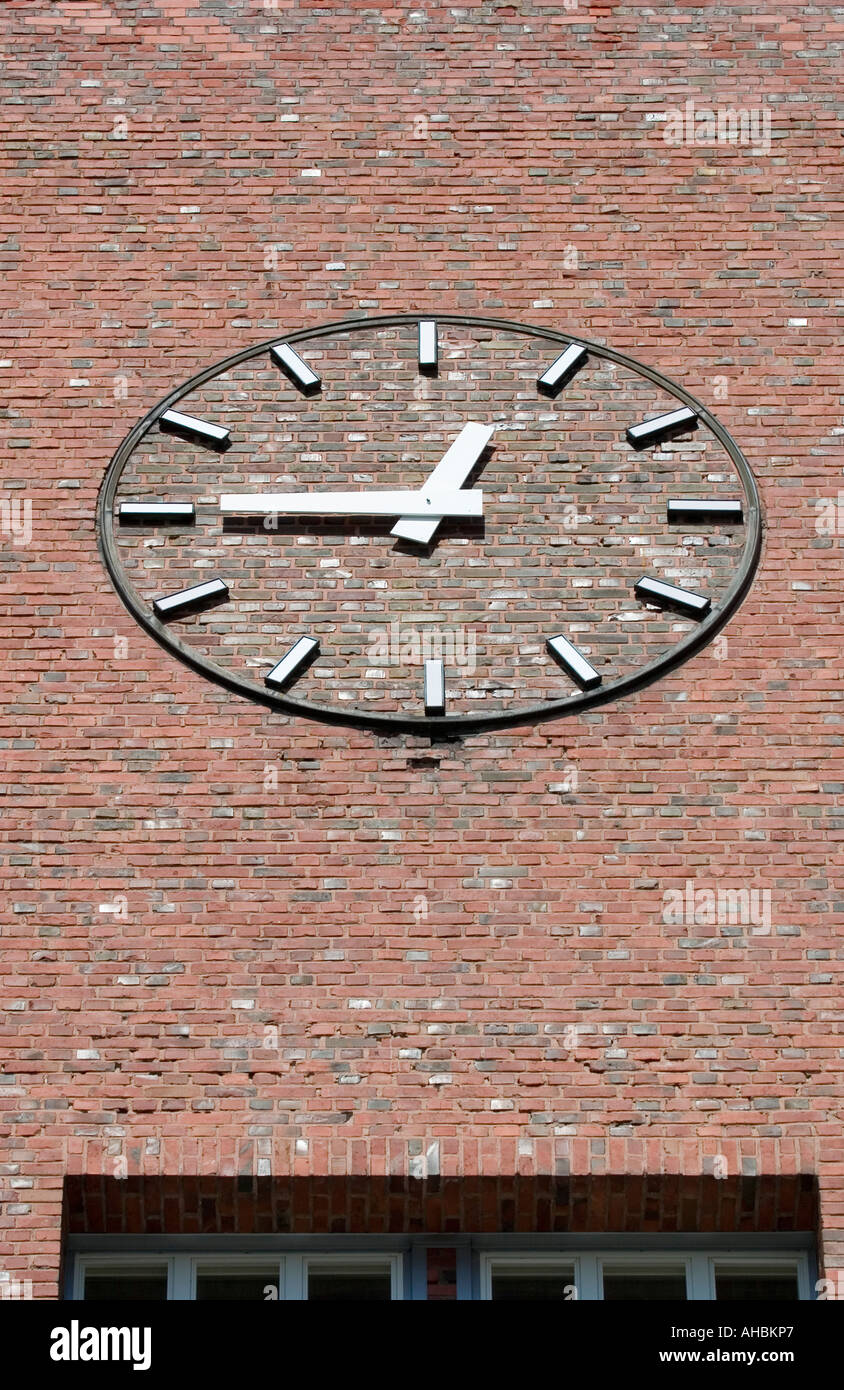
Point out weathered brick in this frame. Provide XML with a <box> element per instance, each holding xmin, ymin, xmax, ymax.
<box><xmin>0</xmin><ymin>0</ymin><xmax>841</xmax><ymax>1299</ymax></box>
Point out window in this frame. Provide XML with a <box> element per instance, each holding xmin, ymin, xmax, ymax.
<box><xmin>714</xmin><ymin>1264</ymin><xmax>800</xmax><ymax>1302</ymax></box>
<box><xmin>489</xmin><ymin>1260</ymin><xmax>576</xmax><ymax>1301</ymax></box>
<box><xmin>82</xmin><ymin>1263</ymin><xmax>169</xmax><ymax>1302</ymax></box>
<box><xmin>70</xmin><ymin>1242</ymin><xmax>812</xmax><ymax>1301</ymax></box>
<box><xmin>306</xmin><ymin>1260</ymin><xmax>395</xmax><ymax>1302</ymax></box>
<box><xmin>601</xmin><ymin>1266</ymin><xmax>687</xmax><ymax>1301</ymax></box>
<box><xmin>477</xmin><ymin>1250</ymin><xmax>810</xmax><ymax>1301</ymax></box>
<box><xmin>195</xmin><ymin>1266</ymin><xmax>280</xmax><ymax>1301</ymax></box>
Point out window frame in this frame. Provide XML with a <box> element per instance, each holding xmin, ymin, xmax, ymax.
<box><xmin>302</xmin><ymin>1252</ymin><xmax>403</xmax><ymax>1302</ymax></box>
<box><xmin>706</xmin><ymin>1253</ymin><xmax>813</xmax><ymax>1303</ymax></box>
<box><xmin>477</xmin><ymin>1247</ymin><xmax>811</xmax><ymax>1301</ymax></box>
<box><xmin>597</xmin><ymin>1251</ymin><xmax>694</xmax><ymax>1302</ymax></box>
<box><xmin>189</xmin><ymin>1255</ymin><xmax>285</xmax><ymax>1302</ymax></box>
<box><xmin>70</xmin><ymin>1243</ymin><xmax>411</xmax><ymax>1301</ymax></box>
<box><xmin>479</xmin><ymin>1250</ymin><xmax>579</xmax><ymax>1302</ymax></box>
<box><xmin>67</xmin><ymin>1235</ymin><xmax>815</xmax><ymax>1302</ymax></box>
<box><xmin>72</xmin><ymin>1253</ymin><xmax>176</xmax><ymax>1302</ymax></box>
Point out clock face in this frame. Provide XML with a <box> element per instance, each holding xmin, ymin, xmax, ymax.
<box><xmin>99</xmin><ymin>313</ymin><xmax>761</xmax><ymax>733</ymax></box>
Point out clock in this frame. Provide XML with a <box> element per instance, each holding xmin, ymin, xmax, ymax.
<box><xmin>98</xmin><ymin>313</ymin><xmax>761</xmax><ymax>734</ymax></box>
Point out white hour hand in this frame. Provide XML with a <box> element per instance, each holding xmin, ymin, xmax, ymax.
<box><xmin>219</xmin><ymin>489</ymin><xmax>483</xmax><ymax>519</ymax></box>
<box><xmin>391</xmin><ymin>421</ymin><xmax>494</xmax><ymax>543</ymax></box>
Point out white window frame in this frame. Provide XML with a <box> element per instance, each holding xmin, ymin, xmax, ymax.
<box><xmin>72</xmin><ymin>1254</ymin><xmax>176</xmax><ymax>1301</ymax></box>
<box><xmin>478</xmin><ymin>1249</ymin><xmax>811</xmax><ymax>1301</ymax></box>
<box><xmin>705</xmin><ymin>1253</ymin><xmax>812</xmax><ymax>1303</ymax></box>
<box><xmin>302</xmin><ymin>1252</ymin><xmax>403</xmax><ymax>1302</ymax></box>
<box><xmin>73</xmin><ymin>1250</ymin><xmax>403</xmax><ymax>1301</ymax></box>
<box><xmin>598</xmin><ymin>1251</ymin><xmax>694</xmax><ymax>1301</ymax></box>
<box><xmin>189</xmin><ymin>1255</ymin><xmax>285</xmax><ymax>1302</ymax></box>
<box><xmin>480</xmin><ymin>1251</ymin><xmax>579</xmax><ymax>1301</ymax></box>
<box><xmin>69</xmin><ymin>1240</ymin><xmax>813</xmax><ymax>1302</ymax></box>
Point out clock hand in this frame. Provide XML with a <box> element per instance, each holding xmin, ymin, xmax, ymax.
<box><xmin>391</xmin><ymin>421</ymin><xmax>494</xmax><ymax>544</ymax></box>
<box><xmin>219</xmin><ymin>488</ymin><xmax>483</xmax><ymax>519</ymax></box>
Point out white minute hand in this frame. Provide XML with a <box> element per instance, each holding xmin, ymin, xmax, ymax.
<box><xmin>219</xmin><ymin>489</ymin><xmax>483</xmax><ymax>519</ymax></box>
<box><xmin>391</xmin><ymin>421</ymin><xmax>494</xmax><ymax>543</ymax></box>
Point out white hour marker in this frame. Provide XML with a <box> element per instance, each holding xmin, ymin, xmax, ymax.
<box><xmin>537</xmin><ymin>343</ymin><xmax>588</xmax><ymax>397</ymax></box>
<box><xmin>270</xmin><ymin>342</ymin><xmax>321</xmax><ymax>395</ymax></box>
<box><xmin>152</xmin><ymin>578</ymin><xmax>229</xmax><ymax>620</ymax></box>
<box><xmin>159</xmin><ymin>410</ymin><xmax>230</xmax><ymax>450</ymax></box>
<box><xmin>546</xmin><ymin>633</ymin><xmax>602</xmax><ymax>690</ymax></box>
<box><xmin>667</xmin><ymin>498</ymin><xmax>743</xmax><ymax>523</ymax></box>
<box><xmin>626</xmin><ymin>407</ymin><xmax>697</xmax><ymax>449</ymax></box>
<box><xmin>634</xmin><ymin>575</ymin><xmax>710</xmax><ymax>617</ymax></box>
<box><xmin>423</xmin><ymin>658</ymin><xmax>445</xmax><ymax>715</ymax></box>
<box><xmin>119</xmin><ymin>503</ymin><xmax>195</xmax><ymax>524</ymax></box>
<box><xmin>418</xmin><ymin>320</ymin><xmax>437</xmax><ymax>373</ymax></box>
<box><xmin>265</xmin><ymin>636</ymin><xmax>320</xmax><ymax>691</ymax></box>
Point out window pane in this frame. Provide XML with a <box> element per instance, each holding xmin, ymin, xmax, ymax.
<box><xmin>715</xmin><ymin>1267</ymin><xmax>799</xmax><ymax>1301</ymax></box>
<box><xmin>490</xmin><ymin>1265</ymin><xmax>576</xmax><ymax>1301</ymax></box>
<box><xmin>196</xmin><ymin>1270</ymin><xmax>279</xmax><ymax>1301</ymax></box>
<box><xmin>84</xmin><ymin>1268</ymin><xmax>168</xmax><ymax>1301</ymax></box>
<box><xmin>602</xmin><ymin>1268</ymin><xmax>687</xmax><ymax>1300</ymax></box>
<box><xmin>307</xmin><ymin>1264</ymin><xmax>392</xmax><ymax>1301</ymax></box>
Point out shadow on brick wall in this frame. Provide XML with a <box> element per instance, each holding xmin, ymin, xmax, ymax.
<box><xmin>63</xmin><ymin>1172</ymin><xmax>818</xmax><ymax>1237</ymax></box>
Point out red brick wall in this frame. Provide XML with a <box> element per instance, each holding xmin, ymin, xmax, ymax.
<box><xmin>1</xmin><ymin>0</ymin><xmax>841</xmax><ymax>1298</ymax></box>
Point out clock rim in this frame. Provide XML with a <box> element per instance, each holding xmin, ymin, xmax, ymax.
<box><xmin>97</xmin><ymin>312</ymin><xmax>763</xmax><ymax>735</ymax></box>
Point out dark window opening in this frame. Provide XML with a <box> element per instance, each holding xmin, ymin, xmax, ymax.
<box><xmin>306</xmin><ymin>1264</ymin><xmax>392</xmax><ymax>1301</ymax></box>
<box><xmin>83</xmin><ymin>1269</ymin><xmax>168</xmax><ymax>1301</ymax></box>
